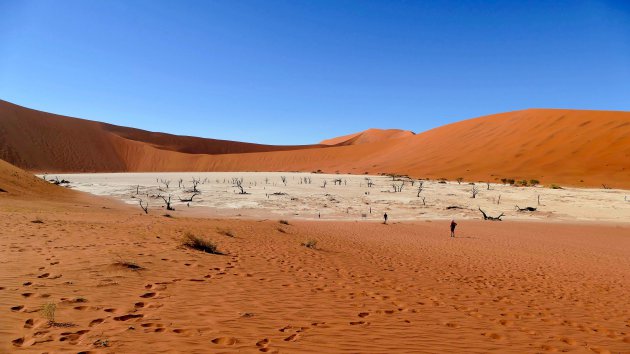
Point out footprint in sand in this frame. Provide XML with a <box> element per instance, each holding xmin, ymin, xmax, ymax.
<box><xmin>89</xmin><ymin>318</ymin><xmax>104</xmax><ymax>327</ymax></box>
<box><xmin>37</xmin><ymin>273</ymin><xmax>50</xmax><ymax>278</ymax></box>
<box><xmin>12</xmin><ymin>337</ymin><xmax>24</xmax><ymax>347</ymax></box>
<box><xmin>349</xmin><ymin>321</ymin><xmax>366</xmax><ymax>325</ymax></box>
<box><xmin>114</xmin><ymin>314</ymin><xmax>144</xmax><ymax>321</ymax></box>
<box><xmin>24</xmin><ymin>319</ymin><xmax>34</xmax><ymax>328</ymax></box>
<box><xmin>11</xmin><ymin>305</ymin><xmax>24</xmax><ymax>312</ymax></box>
<box><xmin>284</xmin><ymin>333</ymin><xmax>299</xmax><ymax>342</ymax></box>
<box><xmin>256</xmin><ymin>338</ymin><xmax>270</xmax><ymax>348</ymax></box>
<box><xmin>140</xmin><ymin>292</ymin><xmax>156</xmax><ymax>298</ymax></box>
<box><xmin>358</xmin><ymin>312</ymin><xmax>370</xmax><ymax>318</ymax></box>
<box><xmin>212</xmin><ymin>337</ymin><xmax>237</xmax><ymax>345</ymax></box>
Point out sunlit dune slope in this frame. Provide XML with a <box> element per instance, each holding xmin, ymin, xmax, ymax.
<box><xmin>0</xmin><ymin>158</ymin><xmax>72</xmax><ymax>198</ymax></box>
<box><xmin>320</xmin><ymin>128</ymin><xmax>415</xmax><ymax>146</ymax></box>
<box><xmin>119</xmin><ymin>108</ymin><xmax>627</xmax><ymax>188</ymax></box>
<box><xmin>1</xmin><ymin>99</ymin><xmax>628</xmax><ymax>188</ymax></box>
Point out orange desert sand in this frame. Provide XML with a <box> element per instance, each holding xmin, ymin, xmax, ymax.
<box><xmin>1</xmin><ymin>159</ymin><xmax>630</xmax><ymax>353</ymax></box>
<box><xmin>1</xmin><ymin>101</ymin><xmax>630</xmax><ymax>353</ymax></box>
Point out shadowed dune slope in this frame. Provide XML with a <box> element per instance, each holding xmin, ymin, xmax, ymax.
<box><xmin>0</xmin><ymin>100</ymin><xmax>322</xmax><ymax>172</ymax></box>
<box><xmin>1</xmin><ymin>99</ymin><xmax>629</xmax><ymax>188</ymax></box>
<box><xmin>319</xmin><ymin>128</ymin><xmax>415</xmax><ymax>146</ymax></box>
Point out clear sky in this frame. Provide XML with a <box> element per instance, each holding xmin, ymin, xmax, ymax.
<box><xmin>1</xmin><ymin>0</ymin><xmax>629</xmax><ymax>145</ymax></box>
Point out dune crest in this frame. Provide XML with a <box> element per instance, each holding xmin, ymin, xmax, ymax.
<box><xmin>319</xmin><ymin>128</ymin><xmax>415</xmax><ymax>146</ymax></box>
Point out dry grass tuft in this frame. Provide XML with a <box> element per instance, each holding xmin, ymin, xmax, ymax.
<box><xmin>182</xmin><ymin>232</ymin><xmax>221</xmax><ymax>254</ymax></box>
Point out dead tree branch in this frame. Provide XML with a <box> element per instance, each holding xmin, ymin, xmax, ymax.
<box><xmin>478</xmin><ymin>208</ymin><xmax>504</xmax><ymax>221</ymax></box>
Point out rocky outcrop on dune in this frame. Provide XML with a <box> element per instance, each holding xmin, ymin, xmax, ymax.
<box><xmin>1</xmin><ymin>99</ymin><xmax>628</xmax><ymax>188</ymax></box>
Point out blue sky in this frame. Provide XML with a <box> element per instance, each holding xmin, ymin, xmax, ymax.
<box><xmin>1</xmin><ymin>0</ymin><xmax>629</xmax><ymax>145</ymax></box>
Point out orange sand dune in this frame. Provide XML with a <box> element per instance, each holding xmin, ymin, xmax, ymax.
<box><xmin>319</xmin><ymin>128</ymin><xmax>415</xmax><ymax>146</ymax></box>
<box><xmin>0</xmin><ymin>158</ymin><xmax>68</xmax><ymax>198</ymax></box>
<box><xmin>1</xmin><ymin>99</ymin><xmax>629</xmax><ymax>188</ymax></box>
<box><xmin>0</xmin><ymin>100</ymin><xmax>322</xmax><ymax>172</ymax></box>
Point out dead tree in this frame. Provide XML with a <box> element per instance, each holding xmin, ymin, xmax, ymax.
<box><xmin>365</xmin><ymin>178</ymin><xmax>373</xmax><ymax>187</ymax></box>
<box><xmin>333</xmin><ymin>178</ymin><xmax>342</xmax><ymax>185</ymax></box>
<box><xmin>178</xmin><ymin>178</ymin><xmax>184</xmax><ymax>189</ymax></box>
<box><xmin>478</xmin><ymin>208</ymin><xmax>504</xmax><ymax>221</ymax></box>
<box><xmin>235</xmin><ymin>179</ymin><xmax>248</xmax><ymax>194</ymax></box>
<box><xmin>602</xmin><ymin>184</ymin><xmax>611</xmax><ymax>189</ymax></box>
<box><xmin>416</xmin><ymin>181</ymin><xmax>424</xmax><ymax>197</ymax></box>
<box><xmin>457</xmin><ymin>177</ymin><xmax>463</xmax><ymax>184</ymax></box>
<box><xmin>420</xmin><ymin>196</ymin><xmax>426</xmax><ymax>206</ymax></box>
<box><xmin>135</xmin><ymin>185</ymin><xmax>140</xmax><ymax>195</ymax></box>
<box><xmin>497</xmin><ymin>194</ymin><xmax>501</xmax><ymax>205</ymax></box>
<box><xmin>191</xmin><ymin>178</ymin><xmax>201</xmax><ymax>193</ymax></box>
<box><xmin>160</xmin><ymin>179</ymin><xmax>171</xmax><ymax>189</ymax></box>
<box><xmin>52</xmin><ymin>176</ymin><xmax>70</xmax><ymax>185</ymax></box>
<box><xmin>160</xmin><ymin>194</ymin><xmax>175</xmax><ymax>211</ymax></box>
<box><xmin>392</xmin><ymin>183</ymin><xmax>403</xmax><ymax>192</ymax></box>
<box><xmin>179</xmin><ymin>193</ymin><xmax>199</xmax><ymax>202</ymax></box>
<box><xmin>515</xmin><ymin>205</ymin><xmax>537</xmax><ymax>212</ymax></box>
<box><xmin>471</xmin><ymin>185</ymin><xmax>479</xmax><ymax>198</ymax></box>
<box><xmin>138</xmin><ymin>199</ymin><xmax>149</xmax><ymax>214</ymax></box>
<box><xmin>486</xmin><ymin>182</ymin><xmax>491</xmax><ymax>190</ymax></box>
<box><xmin>280</xmin><ymin>176</ymin><xmax>287</xmax><ymax>185</ymax></box>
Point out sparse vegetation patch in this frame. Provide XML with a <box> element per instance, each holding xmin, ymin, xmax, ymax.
<box><xmin>182</xmin><ymin>232</ymin><xmax>221</xmax><ymax>254</ymax></box>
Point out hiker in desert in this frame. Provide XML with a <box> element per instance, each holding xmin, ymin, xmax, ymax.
<box><xmin>383</xmin><ymin>212</ymin><xmax>388</xmax><ymax>224</ymax></box>
<box><xmin>450</xmin><ymin>219</ymin><xmax>457</xmax><ymax>237</ymax></box>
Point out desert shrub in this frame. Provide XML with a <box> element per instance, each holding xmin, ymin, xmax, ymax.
<box><xmin>182</xmin><ymin>233</ymin><xmax>221</xmax><ymax>254</ymax></box>
<box><xmin>301</xmin><ymin>240</ymin><xmax>317</xmax><ymax>249</ymax></box>
<box><xmin>41</xmin><ymin>302</ymin><xmax>56</xmax><ymax>323</ymax></box>
<box><xmin>518</xmin><ymin>180</ymin><xmax>528</xmax><ymax>186</ymax></box>
<box><xmin>456</xmin><ymin>177</ymin><xmax>463</xmax><ymax>184</ymax></box>
<box><xmin>279</xmin><ymin>220</ymin><xmax>290</xmax><ymax>225</ymax></box>
<box><xmin>500</xmin><ymin>178</ymin><xmax>507</xmax><ymax>184</ymax></box>
<box><xmin>506</xmin><ymin>179</ymin><xmax>515</xmax><ymax>185</ymax></box>
<box><xmin>529</xmin><ymin>179</ymin><xmax>540</xmax><ymax>186</ymax></box>
<box><xmin>549</xmin><ymin>184</ymin><xmax>563</xmax><ymax>189</ymax></box>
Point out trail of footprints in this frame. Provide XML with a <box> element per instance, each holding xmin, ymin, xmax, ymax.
<box><xmin>10</xmin><ymin>251</ymin><xmax>243</xmax><ymax>350</ymax></box>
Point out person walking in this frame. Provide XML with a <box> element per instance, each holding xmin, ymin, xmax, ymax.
<box><xmin>450</xmin><ymin>219</ymin><xmax>457</xmax><ymax>237</ymax></box>
<box><xmin>383</xmin><ymin>212</ymin><xmax>388</xmax><ymax>224</ymax></box>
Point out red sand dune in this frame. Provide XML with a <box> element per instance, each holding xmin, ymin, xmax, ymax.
<box><xmin>1</xmin><ymin>99</ymin><xmax>629</xmax><ymax>188</ymax></box>
<box><xmin>319</xmin><ymin>128</ymin><xmax>415</xmax><ymax>146</ymax></box>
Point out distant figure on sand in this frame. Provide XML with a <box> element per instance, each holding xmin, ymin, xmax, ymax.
<box><xmin>383</xmin><ymin>212</ymin><xmax>388</xmax><ymax>224</ymax></box>
<box><xmin>450</xmin><ymin>219</ymin><xmax>457</xmax><ymax>237</ymax></box>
